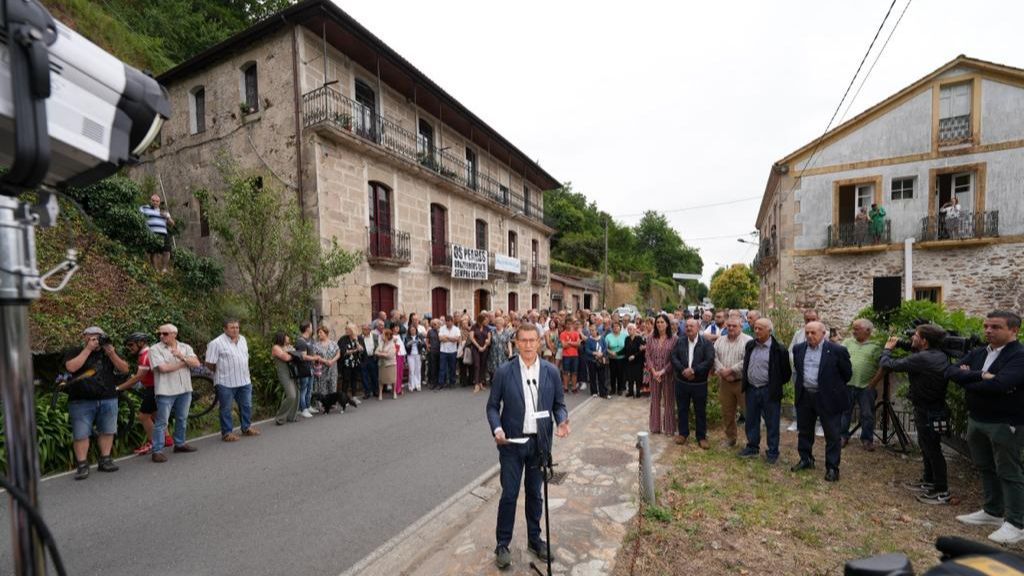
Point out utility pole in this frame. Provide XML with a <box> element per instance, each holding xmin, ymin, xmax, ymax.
<box><xmin>602</xmin><ymin>216</ymin><xmax>609</xmax><ymax>309</ymax></box>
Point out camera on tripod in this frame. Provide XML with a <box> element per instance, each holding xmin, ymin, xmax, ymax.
<box><xmin>894</xmin><ymin>319</ymin><xmax>981</xmax><ymax>359</ymax></box>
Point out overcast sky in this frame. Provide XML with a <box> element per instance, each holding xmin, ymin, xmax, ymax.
<box><xmin>336</xmin><ymin>0</ymin><xmax>1024</xmax><ymax>284</ymax></box>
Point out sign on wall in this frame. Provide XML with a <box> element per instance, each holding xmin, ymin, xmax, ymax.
<box><xmin>494</xmin><ymin>254</ymin><xmax>521</xmax><ymax>274</ymax></box>
<box><xmin>452</xmin><ymin>244</ymin><xmax>489</xmax><ymax>280</ymax></box>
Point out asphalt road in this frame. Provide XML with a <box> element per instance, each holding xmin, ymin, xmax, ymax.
<box><xmin>0</xmin><ymin>385</ymin><xmax>586</xmax><ymax>576</ymax></box>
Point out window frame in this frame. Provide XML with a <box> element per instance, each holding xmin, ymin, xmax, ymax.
<box><xmin>932</xmin><ymin>75</ymin><xmax>981</xmax><ymax>150</ymax></box>
<box><xmin>508</xmin><ymin>230</ymin><xmax>518</xmax><ymax>258</ymax></box>
<box><xmin>189</xmin><ymin>86</ymin><xmax>206</xmax><ymax>135</ymax></box>
<box><xmin>890</xmin><ymin>176</ymin><xmax>915</xmax><ymax>200</ymax></box>
<box><xmin>240</xmin><ymin>62</ymin><xmax>259</xmax><ymax>113</ymax></box>
<box><xmin>913</xmin><ymin>285</ymin><xmax>942</xmax><ymax>304</ymax></box>
<box><xmin>475</xmin><ymin>218</ymin><xmax>488</xmax><ymax>252</ymax></box>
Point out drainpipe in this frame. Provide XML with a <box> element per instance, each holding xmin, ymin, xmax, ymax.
<box><xmin>903</xmin><ymin>237</ymin><xmax>915</xmax><ymax>300</ymax></box>
<box><xmin>290</xmin><ymin>22</ymin><xmax>305</xmax><ymax>217</ymax></box>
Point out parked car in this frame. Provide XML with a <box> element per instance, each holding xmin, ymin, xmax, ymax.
<box><xmin>615</xmin><ymin>304</ymin><xmax>640</xmax><ymax>321</ymax></box>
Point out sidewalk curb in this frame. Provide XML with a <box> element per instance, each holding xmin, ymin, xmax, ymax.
<box><xmin>338</xmin><ymin>394</ymin><xmax>600</xmax><ymax>576</ymax></box>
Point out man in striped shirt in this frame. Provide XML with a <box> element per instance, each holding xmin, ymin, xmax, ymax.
<box><xmin>206</xmin><ymin>319</ymin><xmax>260</xmax><ymax>442</ymax></box>
<box><xmin>140</xmin><ymin>194</ymin><xmax>174</xmax><ymax>273</ymax></box>
<box><xmin>714</xmin><ymin>316</ymin><xmax>752</xmax><ymax>446</ymax></box>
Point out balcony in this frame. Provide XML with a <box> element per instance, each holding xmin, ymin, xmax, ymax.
<box><xmin>918</xmin><ymin>211</ymin><xmax>999</xmax><ymax>246</ymax></box>
<box><xmin>938</xmin><ymin>114</ymin><xmax>972</xmax><ymax>146</ymax></box>
<box><xmin>366</xmin><ymin>226</ymin><xmax>411</xmax><ymax>267</ymax></box>
<box><xmin>303</xmin><ymin>86</ymin><xmax>545</xmax><ymax>223</ymax></box>
<box><xmin>826</xmin><ymin>220</ymin><xmax>891</xmax><ymax>252</ymax></box>
<box><xmin>531</xmin><ymin>264</ymin><xmax>549</xmax><ymax>286</ymax></box>
<box><xmin>752</xmin><ymin>236</ymin><xmax>778</xmax><ymax>275</ymax></box>
<box><xmin>429</xmin><ymin>240</ymin><xmax>452</xmax><ymax>274</ymax></box>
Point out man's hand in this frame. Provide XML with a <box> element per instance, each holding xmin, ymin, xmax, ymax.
<box><xmin>683</xmin><ymin>367</ymin><xmax>695</xmax><ymax>380</ymax></box>
<box><xmin>720</xmin><ymin>367</ymin><xmax>734</xmax><ymax>380</ymax></box>
<box><xmin>102</xmin><ymin>343</ymin><xmax>117</xmax><ymax>356</ymax></box>
<box><xmin>982</xmin><ymin>371</ymin><xmax>995</xmax><ymax>380</ymax></box>
<box><xmin>494</xmin><ymin>429</ymin><xmax>509</xmax><ymax>446</ymax></box>
<box><xmin>884</xmin><ymin>336</ymin><xmax>899</xmax><ymax>351</ymax></box>
<box><xmin>85</xmin><ymin>336</ymin><xmax>100</xmax><ymax>352</ymax></box>
<box><xmin>556</xmin><ymin>421</ymin><xmax>570</xmax><ymax>438</ymax></box>
<box><xmin>959</xmin><ymin>365</ymin><xmax>970</xmax><ymax>371</ymax></box>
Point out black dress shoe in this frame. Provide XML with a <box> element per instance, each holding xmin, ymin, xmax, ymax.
<box><xmin>528</xmin><ymin>540</ymin><xmax>551</xmax><ymax>561</ymax></box>
<box><xmin>825</xmin><ymin>468</ymin><xmax>840</xmax><ymax>482</ymax></box>
<box><xmin>495</xmin><ymin>545</ymin><xmax>512</xmax><ymax>568</ymax></box>
<box><xmin>790</xmin><ymin>460</ymin><xmax>815</xmax><ymax>472</ymax></box>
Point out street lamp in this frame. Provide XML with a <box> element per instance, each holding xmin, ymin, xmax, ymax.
<box><xmin>736</xmin><ymin>238</ymin><xmax>758</xmax><ymax>246</ymax></box>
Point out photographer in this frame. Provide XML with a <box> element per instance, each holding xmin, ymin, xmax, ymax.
<box><xmin>63</xmin><ymin>326</ymin><xmax>130</xmax><ymax>480</ymax></box>
<box><xmin>880</xmin><ymin>324</ymin><xmax>951</xmax><ymax>505</ymax></box>
<box><xmin>947</xmin><ymin>310</ymin><xmax>1024</xmax><ymax>544</ymax></box>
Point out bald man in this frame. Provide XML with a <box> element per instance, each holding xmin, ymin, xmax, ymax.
<box><xmin>791</xmin><ymin>321</ymin><xmax>852</xmax><ymax>482</ymax></box>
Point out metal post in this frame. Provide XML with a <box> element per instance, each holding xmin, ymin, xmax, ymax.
<box><xmin>636</xmin><ymin>431</ymin><xmax>656</xmax><ymax>506</ymax></box>
<box><xmin>602</xmin><ymin>218</ymin><xmax>608</xmax><ymax>309</ymax></box>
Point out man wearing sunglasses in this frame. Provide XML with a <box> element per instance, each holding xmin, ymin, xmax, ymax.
<box><xmin>148</xmin><ymin>324</ymin><xmax>202</xmax><ymax>462</ymax></box>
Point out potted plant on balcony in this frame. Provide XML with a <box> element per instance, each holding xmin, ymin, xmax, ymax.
<box><xmin>333</xmin><ymin>112</ymin><xmax>353</xmax><ymax>131</ymax></box>
<box><xmin>239</xmin><ymin>102</ymin><xmax>257</xmax><ymax>116</ymax></box>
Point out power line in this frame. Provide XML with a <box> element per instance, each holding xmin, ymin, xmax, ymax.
<box><xmin>838</xmin><ymin>0</ymin><xmax>915</xmax><ymax>125</ymax></box>
<box><xmin>614</xmin><ymin>195</ymin><xmax>761</xmax><ymax>219</ymax></box>
<box><xmin>683</xmin><ymin>232</ymin><xmax>758</xmax><ymax>242</ymax></box>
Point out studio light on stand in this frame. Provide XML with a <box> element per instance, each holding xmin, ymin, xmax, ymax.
<box><xmin>0</xmin><ymin>1</ymin><xmax>170</xmax><ymax>574</ymax></box>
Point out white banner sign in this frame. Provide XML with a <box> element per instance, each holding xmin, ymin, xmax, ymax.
<box><xmin>494</xmin><ymin>254</ymin><xmax>521</xmax><ymax>274</ymax></box>
<box><xmin>451</xmin><ymin>244</ymin><xmax>489</xmax><ymax>280</ymax></box>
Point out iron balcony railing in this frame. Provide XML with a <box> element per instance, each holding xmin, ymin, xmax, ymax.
<box><xmin>531</xmin><ymin>263</ymin><xmax>549</xmax><ymax>286</ymax></box>
<box><xmin>303</xmin><ymin>86</ymin><xmax>545</xmax><ymax>222</ymax></box>
<box><xmin>919</xmin><ymin>210</ymin><xmax>999</xmax><ymax>242</ymax></box>
<box><xmin>429</xmin><ymin>240</ymin><xmax>452</xmax><ymax>272</ymax></box>
<box><xmin>366</xmin><ymin>226</ymin><xmax>411</xmax><ymax>266</ymax></box>
<box><xmin>753</xmin><ymin>236</ymin><xmax>778</xmax><ymax>274</ymax></box>
<box><xmin>826</xmin><ymin>220</ymin><xmax>891</xmax><ymax>249</ymax></box>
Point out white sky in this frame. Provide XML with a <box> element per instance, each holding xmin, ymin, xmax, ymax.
<box><xmin>335</xmin><ymin>0</ymin><xmax>1024</xmax><ymax>284</ymax></box>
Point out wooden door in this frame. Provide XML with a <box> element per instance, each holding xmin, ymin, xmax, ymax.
<box><xmin>371</xmin><ymin>284</ymin><xmax>396</xmax><ymax>318</ymax></box>
<box><xmin>430</xmin><ymin>204</ymin><xmax>447</xmax><ymax>263</ymax></box>
<box><xmin>431</xmin><ymin>287</ymin><xmax>449</xmax><ymax>319</ymax></box>
<box><xmin>369</xmin><ymin>183</ymin><xmax>392</xmax><ymax>258</ymax></box>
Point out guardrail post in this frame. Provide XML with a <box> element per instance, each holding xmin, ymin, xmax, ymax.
<box><xmin>636</xmin><ymin>431</ymin><xmax>656</xmax><ymax>506</ymax></box>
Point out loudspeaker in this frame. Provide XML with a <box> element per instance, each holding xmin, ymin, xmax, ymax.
<box><xmin>873</xmin><ymin>276</ymin><xmax>902</xmax><ymax>313</ymax></box>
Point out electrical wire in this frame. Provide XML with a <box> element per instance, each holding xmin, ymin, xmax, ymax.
<box><xmin>614</xmin><ymin>195</ymin><xmax>761</xmax><ymax>219</ymax></box>
<box><xmin>0</xmin><ymin>475</ymin><xmax>68</xmax><ymax>576</ymax></box>
<box><xmin>838</xmin><ymin>0</ymin><xmax>915</xmax><ymax>125</ymax></box>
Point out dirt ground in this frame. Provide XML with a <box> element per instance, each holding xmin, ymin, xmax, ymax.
<box><xmin>612</xmin><ymin>420</ymin><xmax>1020</xmax><ymax>576</ymax></box>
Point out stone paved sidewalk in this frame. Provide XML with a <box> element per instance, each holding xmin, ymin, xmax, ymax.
<box><xmin>347</xmin><ymin>394</ymin><xmax>670</xmax><ymax>576</ymax></box>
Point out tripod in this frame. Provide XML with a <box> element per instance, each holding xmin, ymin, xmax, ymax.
<box><xmin>849</xmin><ymin>371</ymin><xmax>911</xmax><ymax>452</ymax></box>
<box><xmin>529</xmin><ymin>447</ymin><xmax>555</xmax><ymax>576</ymax></box>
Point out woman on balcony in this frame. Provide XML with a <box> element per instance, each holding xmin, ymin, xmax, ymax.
<box><xmin>940</xmin><ymin>196</ymin><xmax>962</xmax><ymax>240</ymax></box>
<box><xmin>470</xmin><ymin>313</ymin><xmax>492</xmax><ymax>393</ymax></box>
<box><xmin>646</xmin><ymin>314</ymin><xmax>678</xmax><ymax>435</ymax></box>
<box><xmin>869</xmin><ymin>203</ymin><xmax>886</xmax><ymax>242</ymax></box>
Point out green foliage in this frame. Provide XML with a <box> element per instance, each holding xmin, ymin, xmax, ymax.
<box><xmin>63</xmin><ymin>175</ymin><xmax>164</xmax><ymax>253</ymax></box>
<box><xmin>550</xmin><ymin>259</ymin><xmax>597</xmax><ymax>278</ymax></box>
<box><xmin>708</xmin><ymin>264</ymin><xmax>758</xmax><ymax>310</ymax></box>
<box><xmin>633</xmin><ymin>211</ymin><xmax>702</xmax><ymax>280</ymax></box>
<box><xmin>172</xmin><ymin>247</ymin><xmax>224</xmax><ymax>292</ymax></box>
<box><xmin>247</xmin><ymin>333</ymin><xmax>284</xmax><ymax>409</ymax></box>
<box><xmin>765</xmin><ymin>289</ymin><xmax>802</xmax><ymax>349</ymax></box>
<box><xmin>198</xmin><ymin>160</ymin><xmax>360</xmax><ymax>335</ymax></box>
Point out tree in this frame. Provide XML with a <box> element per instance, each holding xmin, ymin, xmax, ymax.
<box><xmin>197</xmin><ymin>160</ymin><xmax>360</xmax><ymax>335</ymax></box>
<box><xmin>633</xmin><ymin>211</ymin><xmax>702</xmax><ymax>279</ymax></box>
<box><xmin>709</xmin><ymin>264</ymin><xmax>759</xmax><ymax>310</ymax></box>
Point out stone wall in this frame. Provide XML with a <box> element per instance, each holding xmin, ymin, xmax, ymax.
<box><xmin>791</xmin><ymin>241</ymin><xmax>1024</xmax><ymax>328</ymax></box>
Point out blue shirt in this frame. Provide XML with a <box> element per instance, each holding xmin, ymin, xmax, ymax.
<box><xmin>748</xmin><ymin>339</ymin><xmax>772</xmax><ymax>388</ymax></box>
<box><xmin>803</xmin><ymin>343</ymin><xmax>823</xmax><ymax>390</ymax></box>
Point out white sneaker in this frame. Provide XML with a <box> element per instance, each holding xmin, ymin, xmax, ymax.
<box><xmin>815</xmin><ymin>424</ymin><xmax>825</xmax><ymax>437</ymax></box>
<box><xmin>351</xmin><ymin>396</ymin><xmax>362</xmax><ymax>406</ymax></box>
<box><xmin>957</xmin><ymin>509</ymin><xmax>1003</xmax><ymax>526</ymax></box>
<box><xmin>988</xmin><ymin>521</ymin><xmax>1024</xmax><ymax>544</ymax></box>
<box><xmin>786</xmin><ymin>421</ymin><xmax>799</xmax><ymax>432</ymax></box>
<box><xmin>301</xmin><ymin>409</ymin><xmax>313</xmax><ymax>419</ymax></box>
<box><xmin>309</xmin><ymin>406</ymin><xmax>320</xmax><ymax>414</ymax></box>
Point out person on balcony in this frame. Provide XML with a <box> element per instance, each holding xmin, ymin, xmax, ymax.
<box><xmin>869</xmin><ymin>203</ymin><xmax>886</xmax><ymax>242</ymax></box>
<box><xmin>940</xmin><ymin>196</ymin><xmax>962</xmax><ymax>240</ymax></box>
<box><xmin>854</xmin><ymin>207</ymin><xmax>870</xmax><ymax>245</ymax></box>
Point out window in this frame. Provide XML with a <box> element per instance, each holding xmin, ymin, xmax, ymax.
<box><xmin>241</xmin><ymin>63</ymin><xmax>259</xmax><ymax>113</ymax></box>
<box><xmin>939</xmin><ymin>82</ymin><xmax>972</xmax><ymax>145</ymax></box>
<box><xmin>499</xmin><ymin>184</ymin><xmax>509</xmax><ymax>205</ymax></box>
<box><xmin>199</xmin><ymin>202</ymin><xmax>209</xmax><ymax>238</ymax></box>
<box><xmin>508</xmin><ymin>231</ymin><xmax>518</xmax><ymax>258</ymax></box>
<box><xmin>531</xmin><ymin>239</ymin><xmax>539</xmax><ymax>266</ymax></box>
<box><xmin>189</xmin><ymin>86</ymin><xmax>206</xmax><ymax>134</ymax></box>
<box><xmin>523</xmin><ymin>185</ymin><xmax>531</xmax><ymax>216</ymax></box>
<box><xmin>368</xmin><ymin>182</ymin><xmax>392</xmax><ymax>258</ymax></box>
<box><xmin>465</xmin><ymin>148</ymin><xmax>477</xmax><ymax>190</ymax></box>
<box><xmin>891</xmin><ymin>177</ymin><xmax>915</xmax><ymax>200</ymax></box>
<box><xmin>417</xmin><ymin>119</ymin><xmax>434</xmax><ymax>156</ymax></box>
<box><xmin>531</xmin><ymin>293</ymin><xmax>540</xmax><ymax>310</ymax></box>
<box><xmin>914</xmin><ymin>286</ymin><xmax>942</xmax><ymax>304</ymax></box>
<box><xmin>855</xmin><ymin>184</ymin><xmax>874</xmax><ymax>214</ymax></box>
<box><xmin>475</xmin><ymin>219</ymin><xmax>488</xmax><ymax>251</ymax></box>
<box><xmin>354</xmin><ymin>79</ymin><xmax>377</xmax><ymax>139</ymax></box>
<box><xmin>953</xmin><ymin>173</ymin><xmax>972</xmax><ymax>196</ymax></box>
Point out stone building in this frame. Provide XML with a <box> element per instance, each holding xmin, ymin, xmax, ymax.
<box><xmin>549</xmin><ymin>274</ymin><xmax>599</xmax><ymax>313</ymax></box>
<box><xmin>133</xmin><ymin>0</ymin><xmax>557</xmax><ymax>329</ymax></box>
<box><xmin>754</xmin><ymin>55</ymin><xmax>1024</xmax><ymax>326</ymax></box>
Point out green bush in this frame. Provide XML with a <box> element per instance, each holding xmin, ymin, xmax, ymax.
<box><xmin>172</xmin><ymin>247</ymin><xmax>223</xmax><ymax>292</ymax></box>
<box><xmin>247</xmin><ymin>333</ymin><xmax>284</xmax><ymax>412</ymax></box>
<box><xmin>63</xmin><ymin>176</ymin><xmax>165</xmax><ymax>253</ymax></box>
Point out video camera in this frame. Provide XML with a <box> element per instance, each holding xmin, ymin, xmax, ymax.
<box><xmin>894</xmin><ymin>318</ymin><xmax>982</xmax><ymax>360</ymax></box>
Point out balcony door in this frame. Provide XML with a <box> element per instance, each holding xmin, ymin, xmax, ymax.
<box><xmin>935</xmin><ymin>172</ymin><xmax>974</xmax><ymax>215</ymax></box>
<box><xmin>430</xmin><ymin>203</ymin><xmax>447</xmax><ymax>264</ymax></box>
<box><xmin>838</xmin><ymin>183</ymin><xmax>874</xmax><ymax>225</ymax></box>
<box><xmin>431</xmin><ymin>287</ymin><xmax>449</xmax><ymax>319</ymax></box>
<box><xmin>354</xmin><ymin>79</ymin><xmax>377</xmax><ymax>140</ymax></box>
<box><xmin>508</xmin><ymin>292</ymin><xmax>518</xmax><ymax>312</ymax></box>
<box><xmin>474</xmin><ymin>289</ymin><xmax>490</xmax><ymax>318</ymax></box>
<box><xmin>369</xmin><ymin>182</ymin><xmax>392</xmax><ymax>258</ymax></box>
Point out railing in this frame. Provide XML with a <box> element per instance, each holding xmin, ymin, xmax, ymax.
<box><xmin>938</xmin><ymin>114</ymin><xmax>972</xmax><ymax>145</ymax></box>
<box><xmin>429</xmin><ymin>240</ymin><xmax>452</xmax><ymax>272</ymax></box>
<box><xmin>919</xmin><ymin>210</ymin><xmax>999</xmax><ymax>242</ymax></box>
<box><xmin>366</xmin><ymin>226</ymin><xmax>411</xmax><ymax>266</ymax></box>
<box><xmin>753</xmin><ymin>236</ymin><xmax>778</xmax><ymax>274</ymax></box>
<box><xmin>531</xmin><ymin>264</ymin><xmax>549</xmax><ymax>286</ymax></box>
<box><xmin>303</xmin><ymin>86</ymin><xmax>545</xmax><ymax>223</ymax></box>
<box><xmin>826</xmin><ymin>220</ymin><xmax>890</xmax><ymax>249</ymax></box>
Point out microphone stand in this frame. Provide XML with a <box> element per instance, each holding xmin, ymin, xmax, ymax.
<box><xmin>530</xmin><ymin>438</ymin><xmax>555</xmax><ymax>576</ymax></box>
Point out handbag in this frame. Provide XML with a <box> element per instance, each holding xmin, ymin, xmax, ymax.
<box><xmin>462</xmin><ymin>345</ymin><xmax>474</xmax><ymax>365</ymax></box>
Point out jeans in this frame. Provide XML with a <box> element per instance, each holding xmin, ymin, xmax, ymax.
<box><xmin>439</xmin><ymin>352</ymin><xmax>457</xmax><ymax>388</ymax></box>
<box><xmin>967</xmin><ymin>417</ymin><xmax>1024</xmax><ymax>527</ymax></box>
<box><xmin>796</xmin><ymin>391</ymin><xmax>842</xmax><ymax>470</ymax></box>
<box><xmin>495</xmin><ymin>439</ymin><xmax>544</xmax><ymax>548</ymax></box>
<box><xmin>841</xmin><ymin>386</ymin><xmax>876</xmax><ymax>441</ymax></box>
<box><xmin>68</xmin><ymin>398</ymin><xmax>119</xmax><ymax>440</ymax></box>
<box><xmin>153</xmin><ymin>392</ymin><xmax>191</xmax><ymax>453</ymax></box>
<box><xmin>914</xmin><ymin>405</ymin><xmax>948</xmax><ymax>491</ymax></box>
<box><xmin>298</xmin><ymin>376</ymin><xmax>313</xmax><ymax>411</ymax></box>
<box><xmin>360</xmin><ymin>359</ymin><xmax>379</xmax><ymax>397</ymax></box>
<box><xmin>744</xmin><ymin>386</ymin><xmax>781</xmax><ymax>458</ymax></box>
<box><xmin>675</xmin><ymin>381</ymin><xmax>708</xmax><ymax>440</ymax></box>
<box><xmin>215</xmin><ymin>384</ymin><xmax>253</xmax><ymax>436</ymax></box>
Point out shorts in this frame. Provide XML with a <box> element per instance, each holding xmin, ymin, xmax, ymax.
<box><xmin>146</xmin><ymin>233</ymin><xmax>171</xmax><ymax>254</ymax></box>
<box><xmin>139</xmin><ymin>387</ymin><xmax>157</xmax><ymax>414</ymax></box>
<box><xmin>562</xmin><ymin>356</ymin><xmax>578</xmax><ymax>375</ymax></box>
<box><xmin>68</xmin><ymin>398</ymin><xmax>118</xmax><ymax>440</ymax></box>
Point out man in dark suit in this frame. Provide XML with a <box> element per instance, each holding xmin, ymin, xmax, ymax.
<box><xmin>738</xmin><ymin>317</ymin><xmax>792</xmax><ymax>464</ymax></box>
<box><xmin>671</xmin><ymin>319</ymin><xmax>716</xmax><ymax>448</ymax></box>
<box><xmin>791</xmin><ymin>321</ymin><xmax>852</xmax><ymax>482</ymax></box>
<box><xmin>486</xmin><ymin>323</ymin><xmax>570</xmax><ymax>569</ymax></box>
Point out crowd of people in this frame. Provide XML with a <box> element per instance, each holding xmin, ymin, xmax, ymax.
<box><xmin>60</xmin><ymin>302</ymin><xmax>1024</xmax><ymax>545</ymax></box>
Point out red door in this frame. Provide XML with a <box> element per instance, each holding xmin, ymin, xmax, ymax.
<box><xmin>371</xmin><ymin>284</ymin><xmax>396</xmax><ymax>318</ymax></box>
<box><xmin>431</xmin><ymin>287</ymin><xmax>449</xmax><ymax>319</ymax></box>
<box><xmin>508</xmin><ymin>292</ymin><xmax>518</xmax><ymax>312</ymax></box>
<box><xmin>430</xmin><ymin>204</ymin><xmax>446</xmax><ymax>264</ymax></box>
<box><xmin>474</xmin><ymin>289</ymin><xmax>489</xmax><ymax>318</ymax></box>
<box><xmin>369</xmin><ymin>183</ymin><xmax>392</xmax><ymax>258</ymax></box>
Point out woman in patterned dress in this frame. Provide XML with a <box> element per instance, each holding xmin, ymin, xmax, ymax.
<box><xmin>645</xmin><ymin>313</ymin><xmax>678</xmax><ymax>435</ymax></box>
<box><xmin>488</xmin><ymin>316</ymin><xmax>514</xmax><ymax>377</ymax></box>
<box><xmin>312</xmin><ymin>326</ymin><xmax>342</xmax><ymax>413</ymax></box>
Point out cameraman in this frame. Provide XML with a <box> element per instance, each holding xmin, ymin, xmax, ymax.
<box><xmin>63</xmin><ymin>326</ymin><xmax>130</xmax><ymax>480</ymax></box>
<box><xmin>947</xmin><ymin>310</ymin><xmax>1024</xmax><ymax>544</ymax></box>
<box><xmin>880</xmin><ymin>324</ymin><xmax>951</xmax><ymax>505</ymax></box>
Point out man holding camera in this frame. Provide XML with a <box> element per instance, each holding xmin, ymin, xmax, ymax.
<box><xmin>948</xmin><ymin>311</ymin><xmax>1024</xmax><ymax>544</ymax></box>
<box><xmin>880</xmin><ymin>324</ymin><xmax>952</xmax><ymax>505</ymax></box>
<box><xmin>63</xmin><ymin>326</ymin><xmax>130</xmax><ymax>480</ymax></box>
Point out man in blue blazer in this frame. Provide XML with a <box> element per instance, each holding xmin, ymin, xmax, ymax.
<box><xmin>792</xmin><ymin>321</ymin><xmax>852</xmax><ymax>482</ymax></box>
<box><xmin>486</xmin><ymin>323</ymin><xmax>570</xmax><ymax>569</ymax></box>
<box><xmin>671</xmin><ymin>319</ymin><xmax>717</xmax><ymax>448</ymax></box>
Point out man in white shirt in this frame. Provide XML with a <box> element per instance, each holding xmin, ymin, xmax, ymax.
<box><xmin>148</xmin><ymin>324</ymin><xmax>202</xmax><ymax>462</ymax></box>
<box><xmin>206</xmin><ymin>319</ymin><xmax>260</xmax><ymax>442</ymax></box>
<box><xmin>438</xmin><ymin>316</ymin><xmax>461</xmax><ymax>389</ymax></box>
<box><xmin>704</xmin><ymin>310</ymin><xmax>727</xmax><ymax>342</ymax></box>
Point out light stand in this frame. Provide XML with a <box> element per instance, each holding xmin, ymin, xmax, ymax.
<box><xmin>529</xmin><ymin>445</ymin><xmax>555</xmax><ymax>576</ymax></box>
